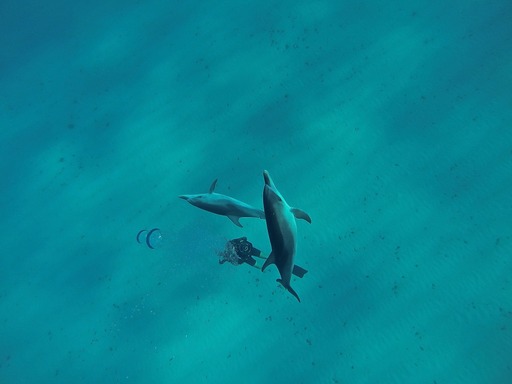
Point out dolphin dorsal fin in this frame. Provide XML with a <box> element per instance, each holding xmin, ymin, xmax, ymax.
<box><xmin>209</xmin><ymin>179</ymin><xmax>218</xmax><ymax>193</ymax></box>
<box><xmin>291</xmin><ymin>208</ymin><xmax>312</xmax><ymax>224</ymax></box>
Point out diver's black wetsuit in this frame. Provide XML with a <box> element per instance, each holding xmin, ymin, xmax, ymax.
<box><xmin>219</xmin><ymin>237</ymin><xmax>261</xmax><ymax>266</ymax></box>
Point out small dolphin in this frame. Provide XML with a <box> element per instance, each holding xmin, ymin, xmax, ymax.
<box><xmin>261</xmin><ymin>170</ymin><xmax>311</xmax><ymax>302</ymax></box>
<box><xmin>179</xmin><ymin>179</ymin><xmax>265</xmax><ymax>227</ymax></box>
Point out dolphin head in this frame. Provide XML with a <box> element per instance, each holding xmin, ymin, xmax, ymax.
<box><xmin>263</xmin><ymin>170</ymin><xmax>284</xmax><ymax>206</ymax></box>
<box><xmin>178</xmin><ymin>194</ymin><xmax>205</xmax><ymax>206</ymax></box>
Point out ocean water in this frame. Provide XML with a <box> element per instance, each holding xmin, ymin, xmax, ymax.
<box><xmin>1</xmin><ymin>1</ymin><xmax>511</xmax><ymax>383</ymax></box>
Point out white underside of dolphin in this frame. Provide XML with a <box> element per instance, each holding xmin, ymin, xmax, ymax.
<box><xmin>179</xmin><ymin>179</ymin><xmax>265</xmax><ymax>227</ymax></box>
<box><xmin>261</xmin><ymin>170</ymin><xmax>311</xmax><ymax>302</ymax></box>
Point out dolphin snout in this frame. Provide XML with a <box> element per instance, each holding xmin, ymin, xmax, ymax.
<box><xmin>178</xmin><ymin>195</ymin><xmax>189</xmax><ymax>201</ymax></box>
<box><xmin>263</xmin><ymin>170</ymin><xmax>276</xmax><ymax>189</ymax></box>
<box><xmin>263</xmin><ymin>170</ymin><xmax>271</xmax><ymax>185</ymax></box>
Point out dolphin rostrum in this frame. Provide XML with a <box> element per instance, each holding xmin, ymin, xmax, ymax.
<box><xmin>261</xmin><ymin>170</ymin><xmax>311</xmax><ymax>302</ymax></box>
<box><xmin>179</xmin><ymin>179</ymin><xmax>265</xmax><ymax>227</ymax></box>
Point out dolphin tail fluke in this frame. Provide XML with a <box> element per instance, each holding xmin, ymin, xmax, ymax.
<box><xmin>277</xmin><ymin>279</ymin><xmax>301</xmax><ymax>302</ymax></box>
<box><xmin>291</xmin><ymin>208</ymin><xmax>312</xmax><ymax>224</ymax></box>
<box><xmin>209</xmin><ymin>179</ymin><xmax>218</xmax><ymax>193</ymax></box>
<box><xmin>288</xmin><ymin>286</ymin><xmax>301</xmax><ymax>303</ymax></box>
<box><xmin>261</xmin><ymin>251</ymin><xmax>275</xmax><ymax>271</ymax></box>
<box><xmin>227</xmin><ymin>215</ymin><xmax>243</xmax><ymax>227</ymax></box>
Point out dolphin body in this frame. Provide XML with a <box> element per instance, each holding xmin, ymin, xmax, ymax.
<box><xmin>179</xmin><ymin>179</ymin><xmax>265</xmax><ymax>227</ymax></box>
<box><xmin>261</xmin><ymin>170</ymin><xmax>311</xmax><ymax>302</ymax></box>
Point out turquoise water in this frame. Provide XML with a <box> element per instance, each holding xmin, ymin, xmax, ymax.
<box><xmin>1</xmin><ymin>1</ymin><xmax>511</xmax><ymax>383</ymax></box>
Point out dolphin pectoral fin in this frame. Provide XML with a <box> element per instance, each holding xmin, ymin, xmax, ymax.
<box><xmin>227</xmin><ymin>215</ymin><xmax>243</xmax><ymax>227</ymax></box>
<box><xmin>277</xmin><ymin>279</ymin><xmax>301</xmax><ymax>302</ymax></box>
<box><xmin>261</xmin><ymin>251</ymin><xmax>275</xmax><ymax>271</ymax></box>
<box><xmin>291</xmin><ymin>208</ymin><xmax>312</xmax><ymax>224</ymax></box>
<box><xmin>209</xmin><ymin>179</ymin><xmax>218</xmax><ymax>193</ymax></box>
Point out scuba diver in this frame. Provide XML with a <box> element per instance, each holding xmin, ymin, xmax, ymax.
<box><xmin>218</xmin><ymin>237</ymin><xmax>308</xmax><ymax>278</ymax></box>
<box><xmin>136</xmin><ymin>230</ymin><xmax>308</xmax><ymax>279</ymax></box>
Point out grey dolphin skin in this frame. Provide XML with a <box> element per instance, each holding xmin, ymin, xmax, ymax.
<box><xmin>179</xmin><ymin>179</ymin><xmax>265</xmax><ymax>227</ymax></box>
<box><xmin>261</xmin><ymin>170</ymin><xmax>311</xmax><ymax>302</ymax></box>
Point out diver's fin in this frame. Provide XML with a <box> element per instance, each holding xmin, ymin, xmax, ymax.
<box><xmin>292</xmin><ymin>264</ymin><xmax>308</xmax><ymax>278</ymax></box>
<box><xmin>261</xmin><ymin>251</ymin><xmax>275</xmax><ymax>271</ymax></box>
<box><xmin>277</xmin><ymin>279</ymin><xmax>301</xmax><ymax>302</ymax></box>
<box><xmin>245</xmin><ymin>256</ymin><xmax>257</xmax><ymax>267</ymax></box>
<box><xmin>209</xmin><ymin>179</ymin><xmax>218</xmax><ymax>193</ymax></box>
<box><xmin>291</xmin><ymin>208</ymin><xmax>311</xmax><ymax>223</ymax></box>
<box><xmin>227</xmin><ymin>215</ymin><xmax>243</xmax><ymax>227</ymax></box>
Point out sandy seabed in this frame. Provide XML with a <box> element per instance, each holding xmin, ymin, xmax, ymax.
<box><xmin>1</xmin><ymin>1</ymin><xmax>511</xmax><ymax>383</ymax></box>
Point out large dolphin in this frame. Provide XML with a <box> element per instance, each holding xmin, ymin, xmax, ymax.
<box><xmin>179</xmin><ymin>179</ymin><xmax>265</xmax><ymax>227</ymax></box>
<box><xmin>261</xmin><ymin>170</ymin><xmax>311</xmax><ymax>302</ymax></box>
